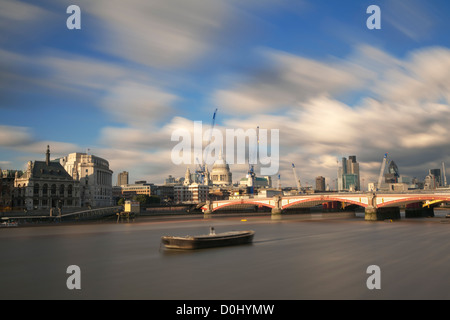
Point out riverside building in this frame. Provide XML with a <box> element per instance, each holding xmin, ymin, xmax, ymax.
<box><xmin>13</xmin><ymin>146</ymin><xmax>80</xmax><ymax>211</ymax></box>
<box><xmin>59</xmin><ymin>152</ymin><xmax>113</xmax><ymax>207</ymax></box>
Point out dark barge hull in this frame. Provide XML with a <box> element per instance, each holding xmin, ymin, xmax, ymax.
<box><xmin>161</xmin><ymin>230</ymin><xmax>254</xmax><ymax>250</ymax></box>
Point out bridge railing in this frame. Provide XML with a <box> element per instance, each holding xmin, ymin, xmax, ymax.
<box><xmin>59</xmin><ymin>206</ymin><xmax>123</xmax><ymax>220</ymax></box>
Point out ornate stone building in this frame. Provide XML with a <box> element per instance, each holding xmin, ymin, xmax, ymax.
<box><xmin>59</xmin><ymin>152</ymin><xmax>113</xmax><ymax>207</ymax></box>
<box><xmin>0</xmin><ymin>169</ymin><xmax>21</xmax><ymax>209</ymax></box>
<box><xmin>13</xmin><ymin>146</ymin><xmax>80</xmax><ymax>211</ymax></box>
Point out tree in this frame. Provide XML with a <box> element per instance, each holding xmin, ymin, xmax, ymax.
<box><xmin>132</xmin><ymin>194</ymin><xmax>161</xmax><ymax>205</ymax></box>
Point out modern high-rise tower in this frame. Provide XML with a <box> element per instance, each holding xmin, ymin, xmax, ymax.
<box><xmin>338</xmin><ymin>155</ymin><xmax>360</xmax><ymax>191</ymax></box>
<box><xmin>117</xmin><ymin>171</ymin><xmax>129</xmax><ymax>186</ymax></box>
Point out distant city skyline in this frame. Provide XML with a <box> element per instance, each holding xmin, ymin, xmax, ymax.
<box><xmin>1</xmin><ymin>0</ymin><xmax>450</xmax><ymax>188</ymax></box>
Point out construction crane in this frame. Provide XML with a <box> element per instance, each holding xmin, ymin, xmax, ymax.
<box><xmin>292</xmin><ymin>163</ymin><xmax>301</xmax><ymax>193</ymax></box>
<box><xmin>247</xmin><ymin>165</ymin><xmax>255</xmax><ymax>195</ymax></box>
<box><xmin>195</xmin><ymin>108</ymin><xmax>218</xmax><ymax>184</ymax></box>
<box><xmin>195</xmin><ymin>157</ymin><xmax>205</xmax><ymax>184</ymax></box>
<box><xmin>377</xmin><ymin>153</ymin><xmax>389</xmax><ymax>190</ymax></box>
<box><xmin>442</xmin><ymin>162</ymin><xmax>447</xmax><ymax>187</ymax></box>
<box><xmin>247</xmin><ymin>126</ymin><xmax>259</xmax><ymax>196</ymax></box>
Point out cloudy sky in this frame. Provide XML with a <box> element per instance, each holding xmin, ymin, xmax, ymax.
<box><xmin>1</xmin><ymin>0</ymin><xmax>450</xmax><ymax>189</ymax></box>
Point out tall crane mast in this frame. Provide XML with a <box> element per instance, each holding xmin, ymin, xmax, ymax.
<box><xmin>377</xmin><ymin>153</ymin><xmax>388</xmax><ymax>190</ymax></box>
<box><xmin>196</xmin><ymin>108</ymin><xmax>218</xmax><ymax>184</ymax></box>
<box><xmin>292</xmin><ymin>163</ymin><xmax>301</xmax><ymax>193</ymax></box>
<box><xmin>247</xmin><ymin>126</ymin><xmax>259</xmax><ymax>196</ymax></box>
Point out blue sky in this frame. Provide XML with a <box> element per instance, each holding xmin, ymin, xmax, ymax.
<box><xmin>1</xmin><ymin>0</ymin><xmax>450</xmax><ymax>188</ymax></box>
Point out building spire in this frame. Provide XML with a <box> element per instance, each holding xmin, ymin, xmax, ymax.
<box><xmin>46</xmin><ymin>145</ymin><xmax>50</xmax><ymax>165</ymax></box>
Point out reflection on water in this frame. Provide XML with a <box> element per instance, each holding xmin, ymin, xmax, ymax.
<box><xmin>1</xmin><ymin>211</ymin><xmax>450</xmax><ymax>299</ymax></box>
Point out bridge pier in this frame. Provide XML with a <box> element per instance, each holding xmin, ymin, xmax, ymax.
<box><xmin>271</xmin><ymin>195</ymin><xmax>283</xmax><ymax>219</ymax></box>
<box><xmin>405</xmin><ymin>203</ymin><xmax>434</xmax><ymax>218</ymax></box>
<box><xmin>365</xmin><ymin>206</ymin><xmax>401</xmax><ymax>221</ymax></box>
<box><xmin>364</xmin><ymin>193</ymin><xmax>401</xmax><ymax>221</ymax></box>
<box><xmin>203</xmin><ymin>200</ymin><xmax>213</xmax><ymax>216</ymax></box>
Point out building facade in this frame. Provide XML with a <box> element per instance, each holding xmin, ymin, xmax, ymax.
<box><xmin>59</xmin><ymin>152</ymin><xmax>113</xmax><ymax>207</ymax></box>
<box><xmin>14</xmin><ymin>146</ymin><xmax>80</xmax><ymax>211</ymax></box>
<box><xmin>315</xmin><ymin>176</ymin><xmax>326</xmax><ymax>192</ymax></box>
<box><xmin>239</xmin><ymin>176</ymin><xmax>272</xmax><ymax>188</ymax></box>
<box><xmin>117</xmin><ymin>171</ymin><xmax>129</xmax><ymax>186</ymax></box>
<box><xmin>338</xmin><ymin>156</ymin><xmax>360</xmax><ymax>191</ymax></box>
<box><xmin>174</xmin><ymin>183</ymin><xmax>209</xmax><ymax>203</ymax></box>
<box><xmin>1</xmin><ymin>169</ymin><xmax>22</xmax><ymax>209</ymax></box>
<box><xmin>121</xmin><ymin>182</ymin><xmax>156</xmax><ymax>199</ymax></box>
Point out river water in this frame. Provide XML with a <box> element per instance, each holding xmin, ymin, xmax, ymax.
<box><xmin>1</xmin><ymin>210</ymin><xmax>450</xmax><ymax>300</ymax></box>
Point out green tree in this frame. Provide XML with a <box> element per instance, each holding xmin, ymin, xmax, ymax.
<box><xmin>132</xmin><ymin>194</ymin><xmax>161</xmax><ymax>205</ymax></box>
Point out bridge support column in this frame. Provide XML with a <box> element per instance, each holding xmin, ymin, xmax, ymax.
<box><xmin>405</xmin><ymin>203</ymin><xmax>434</xmax><ymax>218</ymax></box>
<box><xmin>365</xmin><ymin>192</ymin><xmax>401</xmax><ymax>220</ymax></box>
<box><xmin>271</xmin><ymin>195</ymin><xmax>283</xmax><ymax>220</ymax></box>
<box><xmin>365</xmin><ymin>193</ymin><xmax>378</xmax><ymax>221</ymax></box>
<box><xmin>364</xmin><ymin>206</ymin><xmax>378</xmax><ymax>221</ymax></box>
<box><xmin>203</xmin><ymin>200</ymin><xmax>213</xmax><ymax>217</ymax></box>
<box><xmin>365</xmin><ymin>206</ymin><xmax>401</xmax><ymax>221</ymax></box>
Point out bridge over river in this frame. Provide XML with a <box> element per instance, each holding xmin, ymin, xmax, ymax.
<box><xmin>201</xmin><ymin>191</ymin><xmax>450</xmax><ymax>220</ymax></box>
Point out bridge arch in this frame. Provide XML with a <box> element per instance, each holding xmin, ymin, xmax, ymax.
<box><xmin>211</xmin><ymin>200</ymin><xmax>275</xmax><ymax>212</ymax></box>
<box><xmin>282</xmin><ymin>196</ymin><xmax>368</xmax><ymax>210</ymax></box>
<box><xmin>376</xmin><ymin>195</ymin><xmax>450</xmax><ymax>208</ymax></box>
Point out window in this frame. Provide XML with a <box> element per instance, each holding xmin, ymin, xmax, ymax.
<box><xmin>34</xmin><ymin>183</ymin><xmax>39</xmax><ymax>195</ymax></box>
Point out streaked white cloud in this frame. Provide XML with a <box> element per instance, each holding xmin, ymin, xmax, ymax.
<box><xmin>0</xmin><ymin>125</ymin><xmax>35</xmax><ymax>147</ymax></box>
<box><xmin>212</xmin><ymin>47</ymin><xmax>372</xmax><ymax>115</ymax></box>
<box><xmin>101</xmin><ymin>81</ymin><xmax>178</xmax><ymax>127</ymax></box>
<box><xmin>210</xmin><ymin>45</ymin><xmax>450</xmax><ymax>185</ymax></box>
<box><xmin>79</xmin><ymin>0</ymin><xmax>233</xmax><ymax>68</ymax></box>
<box><xmin>383</xmin><ymin>0</ymin><xmax>435</xmax><ymax>41</ymax></box>
<box><xmin>1</xmin><ymin>1</ymin><xmax>449</xmax><ymax>188</ymax></box>
<box><xmin>373</xmin><ymin>47</ymin><xmax>450</xmax><ymax>103</ymax></box>
<box><xmin>0</xmin><ymin>0</ymin><xmax>56</xmax><ymax>42</ymax></box>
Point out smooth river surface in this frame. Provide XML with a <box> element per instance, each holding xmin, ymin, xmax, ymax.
<box><xmin>1</xmin><ymin>211</ymin><xmax>450</xmax><ymax>300</ymax></box>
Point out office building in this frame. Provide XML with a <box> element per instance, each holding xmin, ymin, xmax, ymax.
<box><xmin>385</xmin><ymin>161</ymin><xmax>399</xmax><ymax>183</ymax></box>
<box><xmin>117</xmin><ymin>171</ymin><xmax>129</xmax><ymax>186</ymax></box>
<box><xmin>60</xmin><ymin>151</ymin><xmax>113</xmax><ymax>207</ymax></box>
<box><xmin>338</xmin><ymin>155</ymin><xmax>360</xmax><ymax>191</ymax></box>
<box><xmin>174</xmin><ymin>183</ymin><xmax>209</xmax><ymax>203</ymax></box>
<box><xmin>121</xmin><ymin>181</ymin><xmax>156</xmax><ymax>199</ymax></box>
<box><xmin>315</xmin><ymin>176</ymin><xmax>326</xmax><ymax>192</ymax></box>
<box><xmin>429</xmin><ymin>169</ymin><xmax>441</xmax><ymax>186</ymax></box>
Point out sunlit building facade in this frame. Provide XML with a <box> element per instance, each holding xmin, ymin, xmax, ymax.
<box><xmin>14</xmin><ymin>146</ymin><xmax>80</xmax><ymax>211</ymax></box>
<box><xmin>60</xmin><ymin>152</ymin><xmax>113</xmax><ymax>207</ymax></box>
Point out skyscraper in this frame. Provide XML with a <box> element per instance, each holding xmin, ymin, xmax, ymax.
<box><xmin>117</xmin><ymin>171</ymin><xmax>129</xmax><ymax>186</ymax></box>
<box><xmin>429</xmin><ymin>169</ymin><xmax>441</xmax><ymax>187</ymax></box>
<box><xmin>315</xmin><ymin>176</ymin><xmax>325</xmax><ymax>192</ymax></box>
<box><xmin>338</xmin><ymin>155</ymin><xmax>360</xmax><ymax>191</ymax></box>
<box><xmin>385</xmin><ymin>161</ymin><xmax>399</xmax><ymax>183</ymax></box>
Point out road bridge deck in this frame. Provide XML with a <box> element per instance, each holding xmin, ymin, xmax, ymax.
<box><xmin>201</xmin><ymin>192</ymin><xmax>450</xmax><ymax>220</ymax></box>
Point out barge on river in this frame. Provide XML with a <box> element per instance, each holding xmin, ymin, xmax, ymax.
<box><xmin>161</xmin><ymin>227</ymin><xmax>254</xmax><ymax>250</ymax></box>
